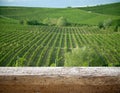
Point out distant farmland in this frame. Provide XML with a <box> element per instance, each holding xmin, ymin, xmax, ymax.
<box><xmin>0</xmin><ymin>3</ymin><xmax>120</xmax><ymax>66</ymax></box>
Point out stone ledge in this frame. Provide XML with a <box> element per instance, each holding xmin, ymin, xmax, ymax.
<box><xmin>0</xmin><ymin>67</ymin><xmax>120</xmax><ymax>76</ymax></box>
<box><xmin>0</xmin><ymin>67</ymin><xmax>120</xmax><ymax>93</ymax></box>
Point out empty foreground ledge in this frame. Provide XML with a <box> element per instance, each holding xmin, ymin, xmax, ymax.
<box><xmin>0</xmin><ymin>67</ymin><xmax>120</xmax><ymax>93</ymax></box>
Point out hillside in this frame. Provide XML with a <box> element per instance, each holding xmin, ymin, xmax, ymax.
<box><xmin>0</xmin><ymin>4</ymin><xmax>120</xmax><ymax>67</ymax></box>
<box><xmin>0</xmin><ymin>23</ymin><xmax>120</xmax><ymax>66</ymax></box>
<box><xmin>80</xmin><ymin>2</ymin><xmax>120</xmax><ymax>16</ymax></box>
<box><xmin>0</xmin><ymin>5</ymin><xmax>120</xmax><ymax>25</ymax></box>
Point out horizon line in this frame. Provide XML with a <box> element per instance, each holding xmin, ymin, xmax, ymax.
<box><xmin>0</xmin><ymin>2</ymin><xmax>119</xmax><ymax>8</ymax></box>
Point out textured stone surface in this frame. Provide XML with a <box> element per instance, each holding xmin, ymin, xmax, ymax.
<box><xmin>0</xmin><ymin>67</ymin><xmax>120</xmax><ymax>76</ymax></box>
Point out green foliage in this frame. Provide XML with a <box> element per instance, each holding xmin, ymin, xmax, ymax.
<box><xmin>114</xmin><ymin>62</ymin><xmax>120</xmax><ymax>67</ymax></box>
<box><xmin>19</xmin><ymin>20</ymin><xmax>27</xmax><ymax>25</ymax></box>
<box><xmin>103</xmin><ymin>19</ymin><xmax>112</xmax><ymax>28</ymax></box>
<box><xmin>50</xmin><ymin>18</ymin><xmax>58</xmax><ymax>26</ymax></box>
<box><xmin>43</xmin><ymin>17</ymin><xmax>58</xmax><ymax>26</ymax></box>
<box><xmin>43</xmin><ymin>17</ymin><xmax>67</xmax><ymax>26</ymax></box>
<box><xmin>50</xmin><ymin>63</ymin><xmax>56</xmax><ymax>67</ymax></box>
<box><xmin>27</xmin><ymin>20</ymin><xmax>40</xmax><ymax>25</ymax></box>
<box><xmin>67</xmin><ymin>6</ymin><xmax>72</xmax><ymax>8</ymax></box>
<box><xmin>111</xmin><ymin>19</ymin><xmax>120</xmax><ymax>26</ymax></box>
<box><xmin>108</xmin><ymin>62</ymin><xmax>120</xmax><ymax>67</ymax></box>
<box><xmin>43</xmin><ymin>17</ymin><xmax>51</xmax><ymax>25</ymax></box>
<box><xmin>64</xmin><ymin>47</ymin><xmax>107</xmax><ymax>67</ymax></box>
<box><xmin>15</xmin><ymin>56</ymin><xmax>26</xmax><ymax>67</ymax></box>
<box><xmin>57</xmin><ymin>17</ymin><xmax>67</xmax><ymax>27</ymax></box>
<box><xmin>98</xmin><ymin>18</ymin><xmax>120</xmax><ymax>32</ymax></box>
<box><xmin>20</xmin><ymin>20</ymin><xmax>24</xmax><ymax>24</ymax></box>
<box><xmin>113</xmin><ymin>25</ymin><xmax>119</xmax><ymax>32</ymax></box>
<box><xmin>98</xmin><ymin>22</ymin><xmax>104</xmax><ymax>29</ymax></box>
<box><xmin>65</xmin><ymin>47</ymin><xmax>88</xmax><ymax>66</ymax></box>
<box><xmin>98</xmin><ymin>19</ymin><xmax>112</xmax><ymax>29</ymax></box>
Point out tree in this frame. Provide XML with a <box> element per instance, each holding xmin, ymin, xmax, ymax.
<box><xmin>50</xmin><ymin>63</ymin><xmax>56</xmax><ymax>67</ymax></box>
<box><xmin>114</xmin><ymin>25</ymin><xmax>119</xmax><ymax>32</ymax></box>
<box><xmin>67</xmin><ymin>6</ymin><xmax>72</xmax><ymax>8</ymax></box>
<box><xmin>43</xmin><ymin>17</ymin><xmax>58</xmax><ymax>26</ymax></box>
<box><xmin>27</xmin><ymin>20</ymin><xmax>40</xmax><ymax>25</ymax></box>
<box><xmin>98</xmin><ymin>22</ymin><xmax>104</xmax><ymax>29</ymax></box>
<box><xmin>98</xmin><ymin>19</ymin><xmax>112</xmax><ymax>29</ymax></box>
<box><xmin>103</xmin><ymin>19</ymin><xmax>112</xmax><ymax>28</ymax></box>
<box><xmin>19</xmin><ymin>20</ymin><xmax>27</xmax><ymax>25</ymax></box>
<box><xmin>64</xmin><ymin>46</ymin><xmax>107</xmax><ymax>66</ymax></box>
<box><xmin>43</xmin><ymin>17</ymin><xmax>51</xmax><ymax>26</ymax></box>
<box><xmin>20</xmin><ymin>20</ymin><xmax>24</xmax><ymax>24</ymax></box>
<box><xmin>65</xmin><ymin>47</ymin><xmax>88</xmax><ymax>66</ymax></box>
<box><xmin>57</xmin><ymin>17</ymin><xmax>67</xmax><ymax>27</ymax></box>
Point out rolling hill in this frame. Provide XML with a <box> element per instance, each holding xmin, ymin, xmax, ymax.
<box><xmin>80</xmin><ymin>2</ymin><xmax>120</xmax><ymax>16</ymax></box>
<box><xmin>0</xmin><ymin>2</ymin><xmax>120</xmax><ymax>25</ymax></box>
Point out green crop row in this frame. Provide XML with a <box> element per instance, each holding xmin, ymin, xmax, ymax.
<box><xmin>0</xmin><ymin>24</ymin><xmax>120</xmax><ymax>66</ymax></box>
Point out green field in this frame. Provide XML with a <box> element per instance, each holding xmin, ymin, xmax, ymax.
<box><xmin>80</xmin><ymin>3</ymin><xmax>120</xmax><ymax>16</ymax></box>
<box><xmin>0</xmin><ymin>3</ymin><xmax>120</xmax><ymax>66</ymax></box>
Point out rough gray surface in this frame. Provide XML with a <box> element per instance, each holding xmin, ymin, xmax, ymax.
<box><xmin>0</xmin><ymin>67</ymin><xmax>120</xmax><ymax>76</ymax></box>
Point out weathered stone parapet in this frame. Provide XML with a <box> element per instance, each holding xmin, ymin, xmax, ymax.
<box><xmin>0</xmin><ymin>67</ymin><xmax>120</xmax><ymax>93</ymax></box>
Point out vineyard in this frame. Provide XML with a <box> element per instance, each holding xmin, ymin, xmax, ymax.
<box><xmin>0</xmin><ymin>3</ymin><xmax>120</xmax><ymax>66</ymax></box>
<box><xmin>0</xmin><ymin>23</ymin><xmax>120</xmax><ymax>66</ymax></box>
